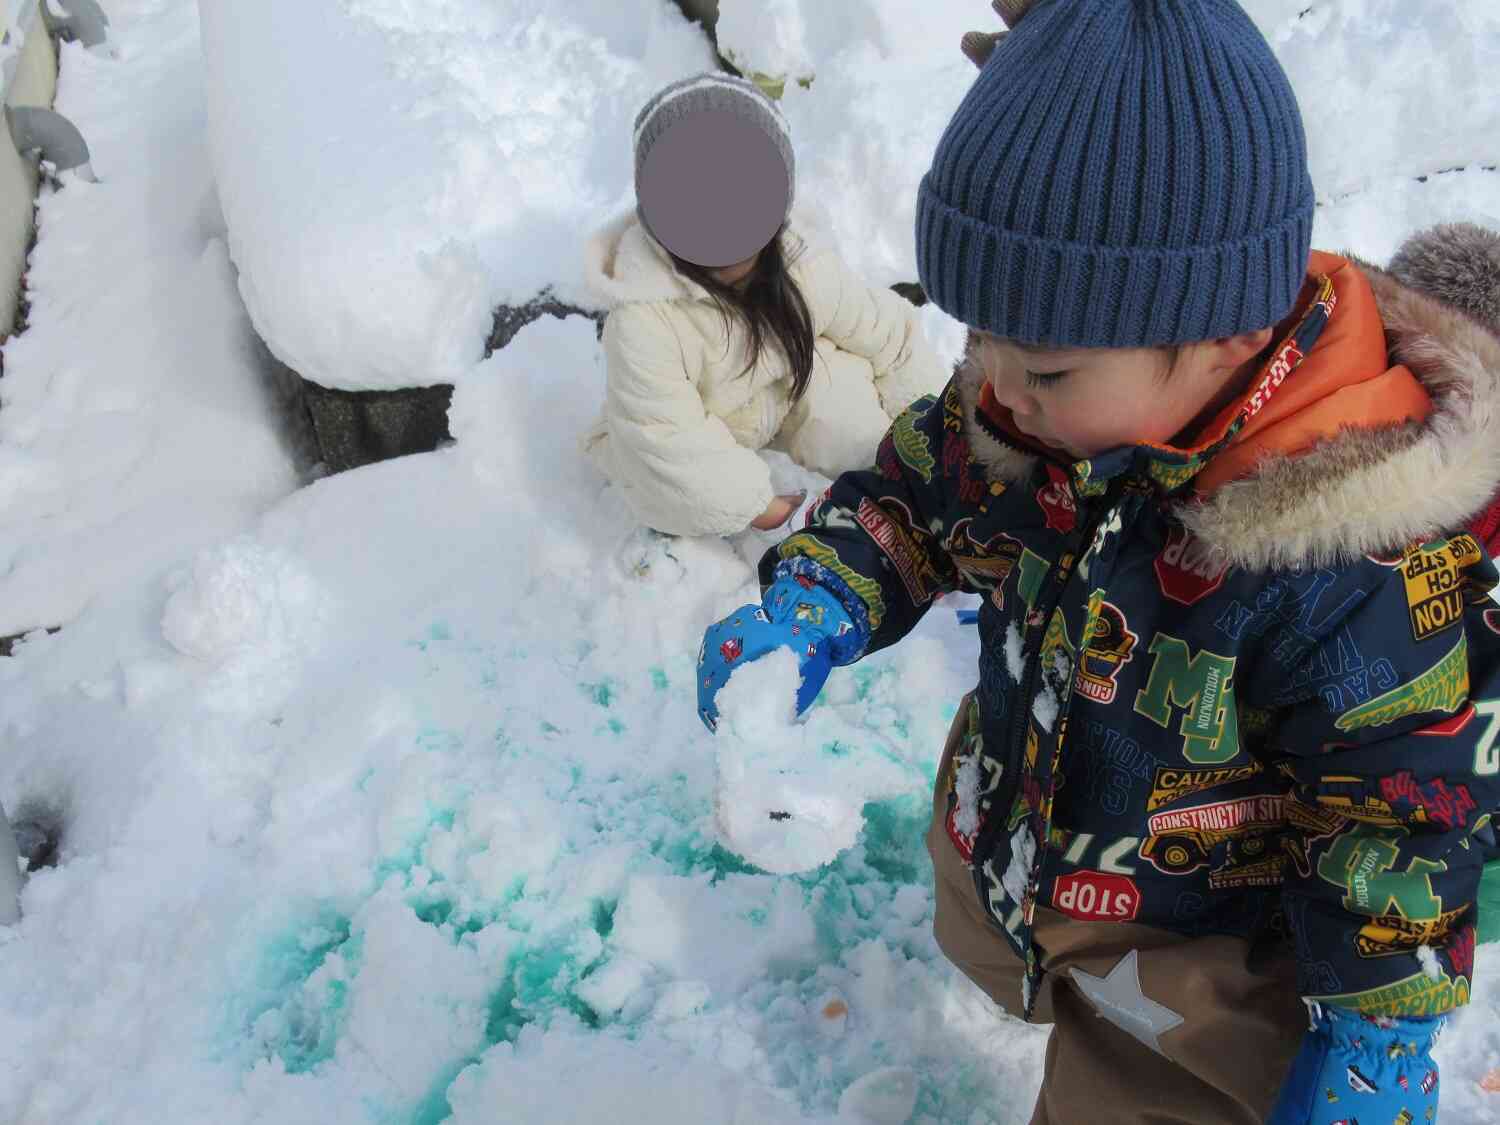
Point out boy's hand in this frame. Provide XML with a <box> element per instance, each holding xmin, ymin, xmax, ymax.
<box><xmin>696</xmin><ymin>576</ymin><xmax>853</xmax><ymax>732</ymax></box>
<box><xmin>1268</xmin><ymin>1003</ymin><xmax>1441</xmax><ymax>1125</ymax></box>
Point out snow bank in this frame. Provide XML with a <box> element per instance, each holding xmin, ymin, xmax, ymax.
<box><xmin>0</xmin><ymin>6</ymin><xmax>299</xmax><ymax>638</ymax></box>
<box><xmin>196</xmin><ymin>0</ymin><xmax>714</xmax><ymax>391</ymax></box>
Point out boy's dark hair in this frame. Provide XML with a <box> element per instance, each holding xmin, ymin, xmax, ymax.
<box><xmin>670</xmin><ymin>228</ymin><xmax>817</xmax><ymax>404</ymax></box>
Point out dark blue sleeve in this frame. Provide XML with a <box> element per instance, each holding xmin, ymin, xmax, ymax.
<box><xmin>1247</xmin><ymin>534</ymin><xmax>1500</xmax><ymax>1018</ymax></box>
<box><xmin>757</xmin><ymin>381</ymin><xmax>968</xmax><ymax>660</ymax></box>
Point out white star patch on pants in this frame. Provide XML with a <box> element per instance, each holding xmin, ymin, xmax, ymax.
<box><xmin>1070</xmin><ymin>949</ymin><xmax>1184</xmax><ymax>1055</ymax></box>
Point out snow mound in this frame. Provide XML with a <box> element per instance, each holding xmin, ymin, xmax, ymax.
<box><xmin>198</xmin><ymin>0</ymin><xmax>715</xmax><ymax>391</ymax></box>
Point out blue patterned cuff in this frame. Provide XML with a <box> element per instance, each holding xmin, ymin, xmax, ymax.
<box><xmin>769</xmin><ymin>557</ymin><xmax>871</xmax><ymax>665</ymax></box>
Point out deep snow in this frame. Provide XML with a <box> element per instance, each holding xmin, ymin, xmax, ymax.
<box><xmin>0</xmin><ymin>1</ymin><xmax>1497</xmax><ymax>1123</ymax></box>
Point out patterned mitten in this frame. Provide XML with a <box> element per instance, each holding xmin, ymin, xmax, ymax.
<box><xmin>1268</xmin><ymin>1002</ymin><xmax>1443</xmax><ymax>1125</ymax></box>
<box><xmin>696</xmin><ymin>576</ymin><xmax>856</xmax><ymax>732</ymax></box>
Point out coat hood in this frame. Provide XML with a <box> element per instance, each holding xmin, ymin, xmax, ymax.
<box><xmin>957</xmin><ymin>227</ymin><xmax>1500</xmax><ymax>571</ymax></box>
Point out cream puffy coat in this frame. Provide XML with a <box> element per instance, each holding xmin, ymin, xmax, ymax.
<box><xmin>581</xmin><ymin>211</ymin><xmax>949</xmax><ymax>536</ymax></box>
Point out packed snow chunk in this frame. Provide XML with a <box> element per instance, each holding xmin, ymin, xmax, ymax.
<box><xmin>838</xmin><ymin>1066</ymin><xmax>919</xmax><ymax>1125</ymax></box>
<box><xmin>198</xmin><ymin>0</ymin><xmax>714</xmax><ymax>391</ymax></box>
<box><xmin>713</xmin><ymin>652</ymin><xmax>910</xmax><ymax>875</ymax></box>
<box><xmin>161</xmin><ymin>537</ymin><xmax>331</xmax><ymax>687</ymax></box>
<box><xmin>572</xmin><ymin>951</ymin><xmax>655</xmax><ymax>1021</ymax></box>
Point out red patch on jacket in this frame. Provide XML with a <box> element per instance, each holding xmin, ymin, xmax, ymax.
<box><xmin>1154</xmin><ymin>526</ymin><xmax>1231</xmax><ymax>606</ymax></box>
<box><xmin>1052</xmin><ymin>871</ymin><xmax>1140</xmax><ymax>922</ymax></box>
<box><xmin>1036</xmin><ymin>464</ymin><xmax>1077</xmax><ymax>534</ymax></box>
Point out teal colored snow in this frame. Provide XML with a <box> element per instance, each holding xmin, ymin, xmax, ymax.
<box><xmin>0</xmin><ymin>2</ymin><xmax>1496</xmax><ymax>1124</ymax></box>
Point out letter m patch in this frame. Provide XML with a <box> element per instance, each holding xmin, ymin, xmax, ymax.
<box><xmin>1133</xmin><ymin>634</ymin><xmax>1241</xmax><ymax>764</ymax></box>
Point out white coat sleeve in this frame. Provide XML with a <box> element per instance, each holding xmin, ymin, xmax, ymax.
<box><xmin>797</xmin><ymin>250</ymin><xmax>951</xmax><ymax>419</ymax></box>
<box><xmin>598</xmin><ymin>304</ymin><xmax>776</xmax><ymax>537</ymax></box>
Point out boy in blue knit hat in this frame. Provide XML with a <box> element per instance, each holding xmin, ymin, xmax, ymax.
<box><xmin>696</xmin><ymin>1</ymin><xmax>1500</xmax><ymax>1121</ymax></box>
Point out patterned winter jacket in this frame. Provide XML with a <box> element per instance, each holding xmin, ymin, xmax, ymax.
<box><xmin>760</xmin><ymin>247</ymin><xmax>1500</xmax><ymax>1021</ymax></box>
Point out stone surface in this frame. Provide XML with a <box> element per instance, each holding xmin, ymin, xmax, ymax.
<box><xmin>300</xmin><ymin>379</ymin><xmax>455</xmax><ymax>473</ymax></box>
<box><xmin>294</xmin><ymin>291</ymin><xmax>603</xmax><ymax>475</ymax></box>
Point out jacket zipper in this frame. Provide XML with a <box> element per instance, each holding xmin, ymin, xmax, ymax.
<box><xmin>969</xmin><ymin>479</ymin><xmax>1126</xmax><ymax>881</ymax></box>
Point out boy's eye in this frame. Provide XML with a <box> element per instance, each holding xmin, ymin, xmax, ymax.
<box><xmin>1025</xmin><ymin>368</ymin><xmax>1069</xmax><ymax>389</ymax></box>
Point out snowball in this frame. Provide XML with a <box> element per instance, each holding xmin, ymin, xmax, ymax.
<box><xmin>713</xmin><ymin>651</ymin><xmax>910</xmax><ymax>875</ymax></box>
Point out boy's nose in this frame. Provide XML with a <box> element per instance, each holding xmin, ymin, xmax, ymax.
<box><xmin>988</xmin><ymin>377</ymin><xmax>1039</xmax><ymax>420</ymax></box>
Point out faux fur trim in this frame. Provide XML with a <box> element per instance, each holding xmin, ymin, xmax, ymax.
<box><xmin>581</xmin><ymin>207</ymin><xmax>825</xmax><ymax>310</ymax></box>
<box><xmin>1388</xmin><ymin>223</ymin><xmax>1500</xmax><ymax>338</ymax></box>
<box><xmin>1178</xmin><ymin>257</ymin><xmax>1500</xmax><ymax>570</ymax></box>
<box><xmin>954</xmin><ymin>342</ymin><xmax>1037</xmax><ymax>483</ymax></box>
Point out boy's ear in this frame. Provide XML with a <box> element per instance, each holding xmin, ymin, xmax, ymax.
<box><xmin>960</xmin><ymin>1</ymin><xmax>1037</xmax><ymax>69</ymax></box>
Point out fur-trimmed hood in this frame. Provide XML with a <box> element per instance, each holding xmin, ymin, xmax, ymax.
<box><xmin>957</xmin><ymin>226</ymin><xmax>1500</xmax><ymax>572</ymax></box>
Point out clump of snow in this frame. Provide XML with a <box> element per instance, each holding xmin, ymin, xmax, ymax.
<box><xmin>951</xmin><ymin>753</ymin><xmax>983</xmax><ymax>838</ymax></box>
<box><xmin>1417</xmin><ymin>943</ymin><xmax>1443</xmax><ymax>981</ymax></box>
<box><xmin>161</xmin><ymin>538</ymin><xmax>327</xmax><ymax>667</ymax></box>
<box><xmin>1004</xmin><ymin>621</ymin><xmax>1025</xmax><ymax>682</ymax></box>
<box><xmin>713</xmin><ymin>651</ymin><xmax>911</xmax><ymax>875</ymax></box>
<box><xmin>715</xmin><ymin>646</ymin><xmax>803</xmax><ymax>744</ymax></box>
<box><xmin>1000</xmin><ymin>824</ymin><xmax>1035</xmax><ymax>904</ymax></box>
<box><xmin>1032</xmin><ymin>684</ymin><xmax>1059</xmax><ymax>734</ymax></box>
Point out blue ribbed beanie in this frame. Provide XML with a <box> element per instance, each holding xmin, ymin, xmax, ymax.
<box><xmin>916</xmin><ymin>0</ymin><xmax>1316</xmax><ymax>348</ymax></box>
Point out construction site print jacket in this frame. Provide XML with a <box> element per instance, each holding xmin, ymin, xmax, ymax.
<box><xmin>760</xmin><ymin>248</ymin><xmax>1500</xmax><ymax>1022</ymax></box>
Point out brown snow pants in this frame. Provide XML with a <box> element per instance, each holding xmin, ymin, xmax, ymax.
<box><xmin>926</xmin><ymin>696</ymin><xmax>1306</xmax><ymax>1125</ymax></box>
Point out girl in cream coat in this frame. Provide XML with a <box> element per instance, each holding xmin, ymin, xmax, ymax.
<box><xmin>581</xmin><ymin>74</ymin><xmax>948</xmax><ymax>539</ymax></box>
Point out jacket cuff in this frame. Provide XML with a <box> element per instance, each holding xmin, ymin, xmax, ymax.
<box><xmin>768</xmin><ymin>556</ymin><xmax>871</xmax><ymax>664</ymax></box>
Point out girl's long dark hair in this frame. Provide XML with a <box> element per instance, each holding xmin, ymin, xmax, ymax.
<box><xmin>669</xmin><ymin>227</ymin><xmax>817</xmax><ymax>403</ymax></box>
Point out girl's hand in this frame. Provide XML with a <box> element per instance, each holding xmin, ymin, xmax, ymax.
<box><xmin>750</xmin><ymin>492</ymin><xmax>807</xmax><ymax>531</ymax></box>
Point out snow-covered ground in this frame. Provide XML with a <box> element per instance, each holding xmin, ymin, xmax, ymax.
<box><xmin>0</xmin><ymin>1</ymin><xmax>1497</xmax><ymax>1123</ymax></box>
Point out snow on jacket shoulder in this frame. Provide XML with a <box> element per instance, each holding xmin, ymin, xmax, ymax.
<box><xmin>580</xmin><ymin>210</ymin><xmax>948</xmax><ymax>537</ymax></box>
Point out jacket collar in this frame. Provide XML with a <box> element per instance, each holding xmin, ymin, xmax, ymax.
<box><xmin>960</xmin><ymin>243</ymin><xmax>1500</xmax><ymax>570</ymax></box>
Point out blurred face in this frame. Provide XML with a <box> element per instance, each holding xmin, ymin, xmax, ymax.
<box><xmin>709</xmin><ymin>249</ymin><xmax>761</xmax><ymax>287</ymax></box>
<box><xmin>969</xmin><ymin>329</ymin><xmax>1272</xmax><ymax>459</ymax></box>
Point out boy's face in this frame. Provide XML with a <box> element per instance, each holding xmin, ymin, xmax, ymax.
<box><xmin>969</xmin><ymin>331</ymin><xmax>1258</xmax><ymax>460</ymax></box>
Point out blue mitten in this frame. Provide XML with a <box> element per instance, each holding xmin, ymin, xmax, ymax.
<box><xmin>696</xmin><ymin>576</ymin><xmax>857</xmax><ymax>732</ymax></box>
<box><xmin>1268</xmin><ymin>1002</ymin><xmax>1443</xmax><ymax>1125</ymax></box>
